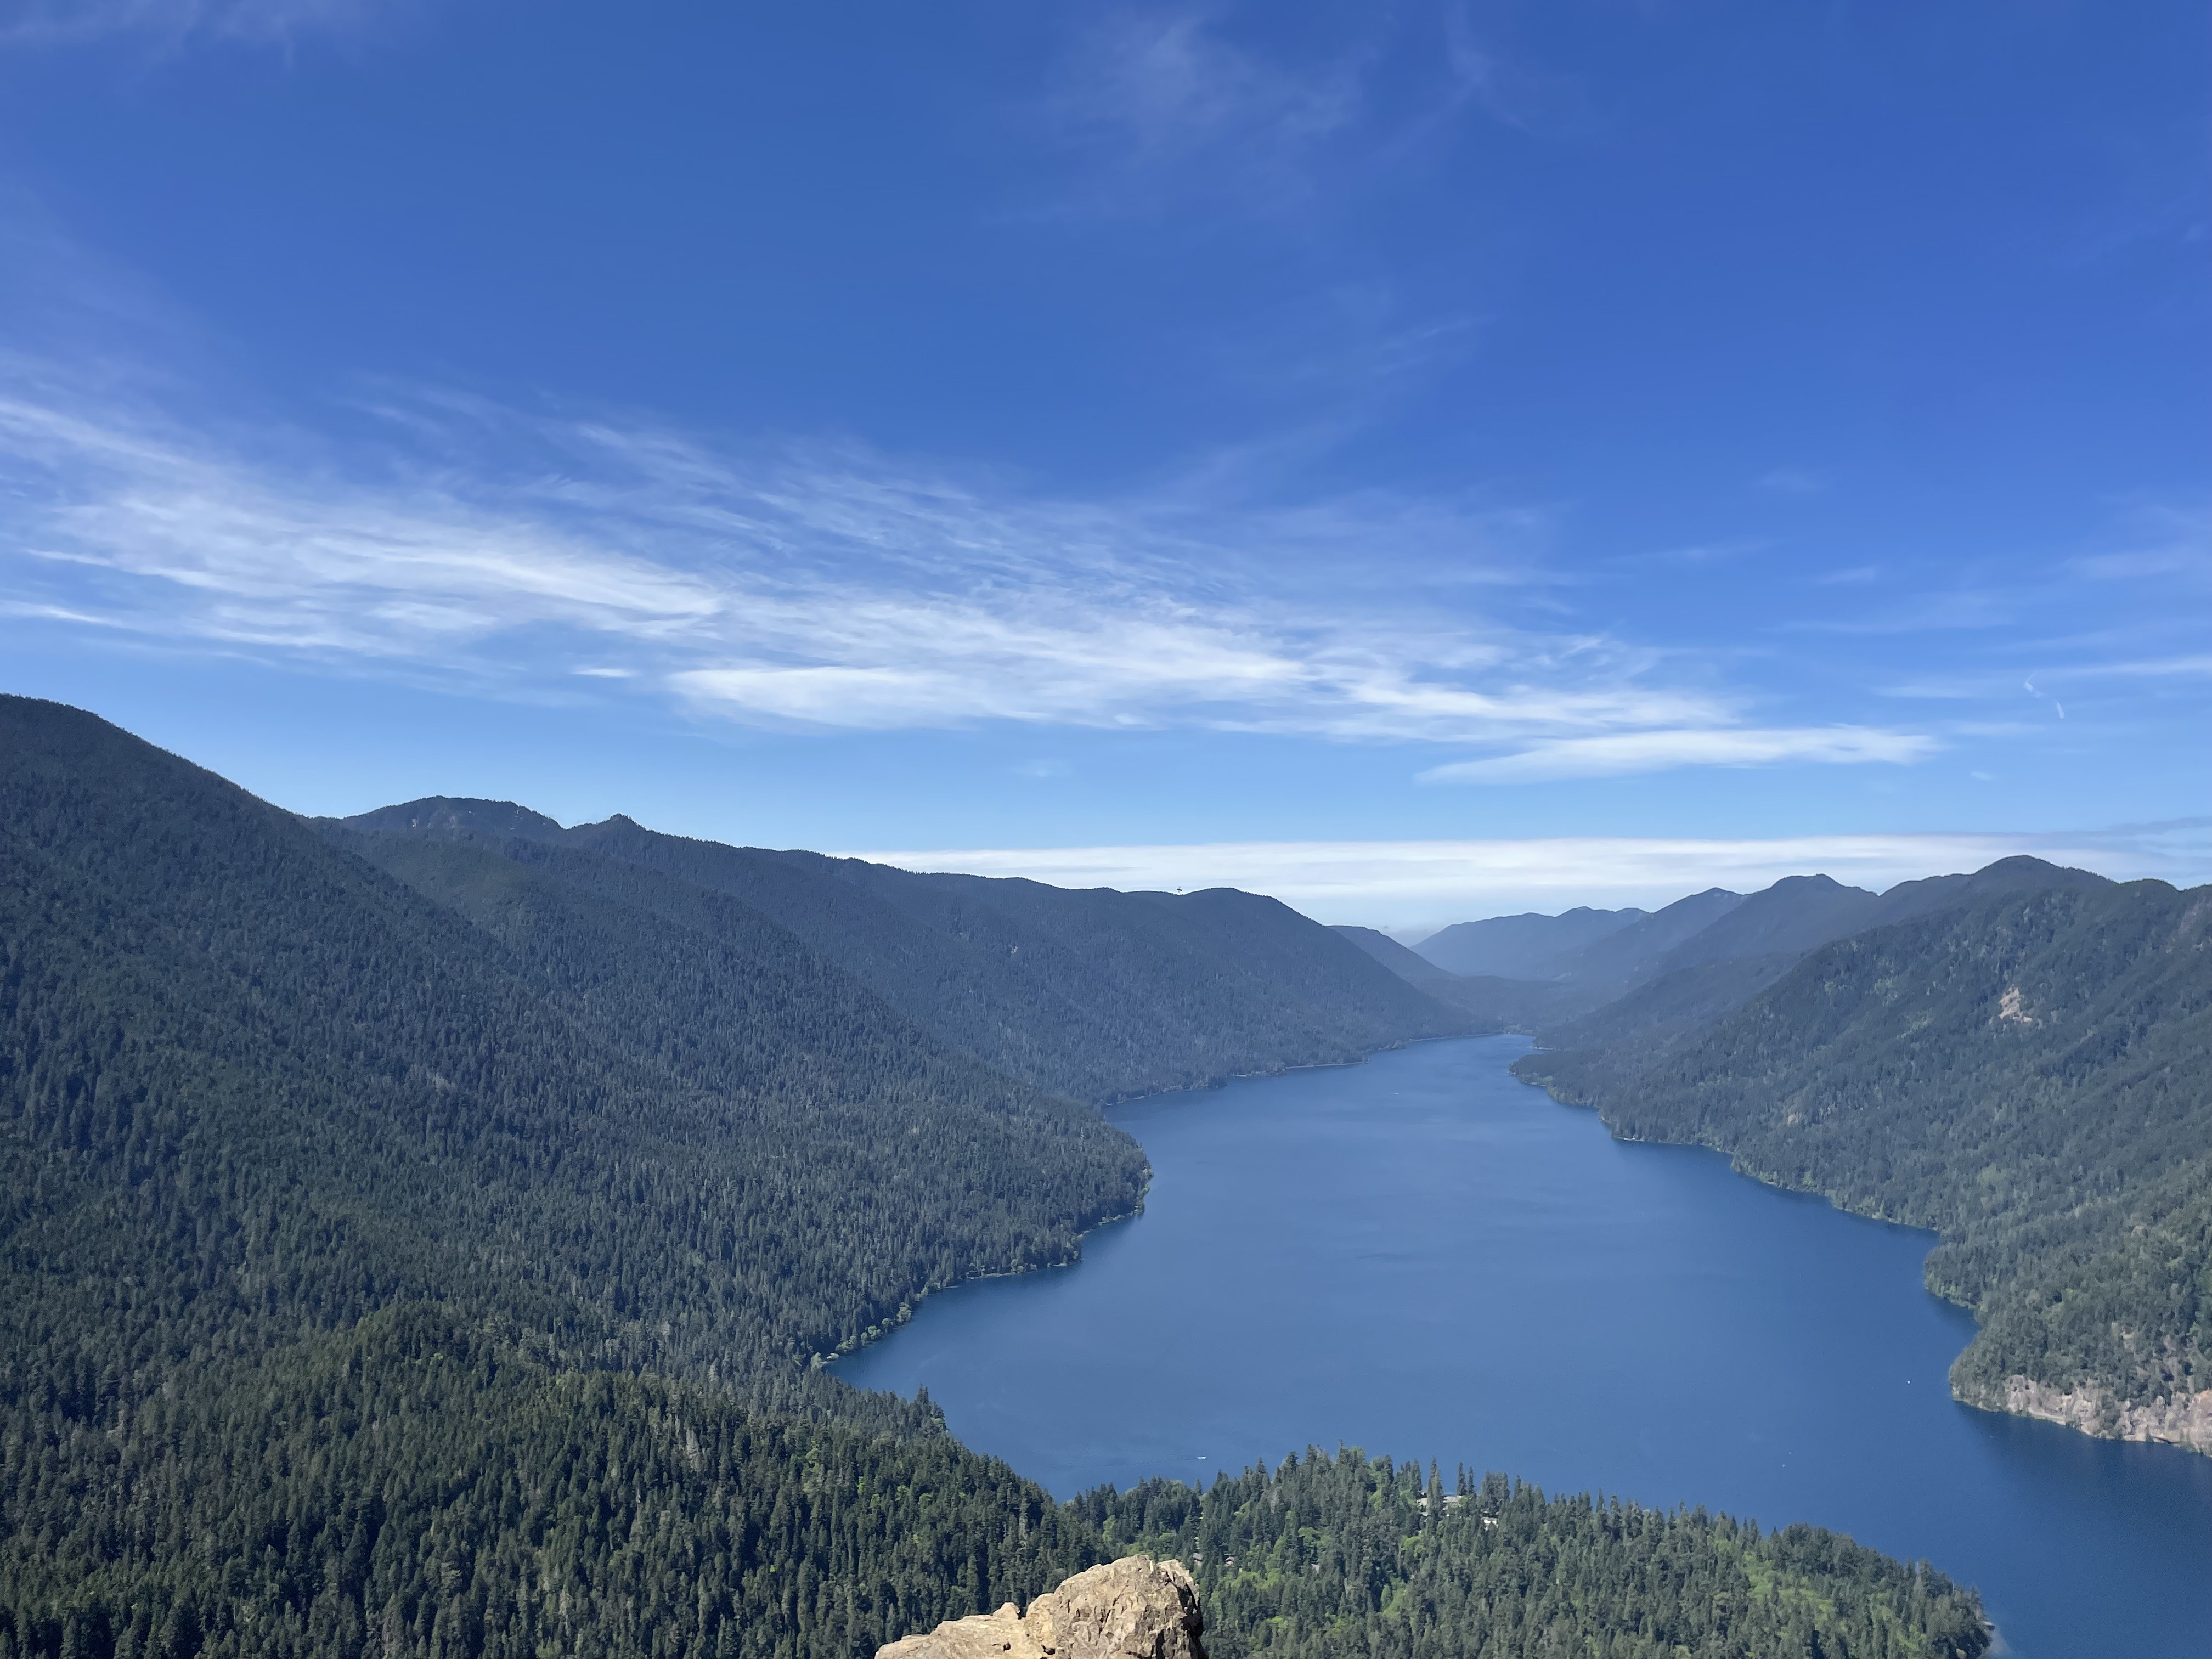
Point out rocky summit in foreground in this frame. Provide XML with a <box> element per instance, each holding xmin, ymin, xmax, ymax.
<box><xmin>878</xmin><ymin>1556</ymin><xmax>1205</xmax><ymax>1659</ymax></box>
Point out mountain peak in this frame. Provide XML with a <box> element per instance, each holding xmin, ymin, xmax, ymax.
<box><xmin>341</xmin><ymin>797</ymin><xmax>567</xmax><ymax>842</ymax></box>
<box><xmin>1769</xmin><ymin>873</ymin><xmax>1852</xmax><ymax>893</ymax></box>
<box><xmin>1971</xmin><ymin>855</ymin><xmax>2111</xmax><ymax>887</ymax></box>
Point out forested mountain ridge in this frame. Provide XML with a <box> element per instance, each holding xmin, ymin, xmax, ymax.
<box><xmin>1369</xmin><ymin>858</ymin><xmax>2113</xmax><ymax>1048</ymax></box>
<box><xmin>1541</xmin><ymin>889</ymin><xmax>1747</xmax><ymax>992</ymax></box>
<box><xmin>342</xmin><ymin>797</ymin><xmax>1466</xmax><ymax>1105</ymax></box>
<box><xmin>0</xmin><ymin>694</ymin><xmax>1153</xmax><ymax>1652</ymax></box>
<box><xmin>1567</xmin><ymin>859</ymin><xmax>2115</xmax><ymax>1042</ymax></box>
<box><xmin>1517</xmin><ymin>879</ymin><xmax>2212</xmax><ymax>1451</ymax></box>
<box><xmin>1650</xmin><ymin>876</ymin><xmax>1877</xmax><ymax>975</ymax></box>
<box><xmin>1410</xmin><ymin>907</ymin><xmax>1645</xmax><ymax>980</ymax></box>
<box><xmin>0</xmin><ymin>696</ymin><xmax>1991</xmax><ymax>1657</ymax></box>
<box><xmin>0</xmin><ymin>696</ymin><xmax>1142</xmax><ymax>1386</ymax></box>
<box><xmin>1334</xmin><ymin>926</ymin><xmax>1460</xmax><ymax>988</ymax></box>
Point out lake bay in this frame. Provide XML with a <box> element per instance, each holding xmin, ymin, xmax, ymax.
<box><xmin>837</xmin><ymin>1036</ymin><xmax>2212</xmax><ymax>1657</ymax></box>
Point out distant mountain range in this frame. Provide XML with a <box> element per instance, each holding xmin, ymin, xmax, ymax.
<box><xmin>1393</xmin><ymin>856</ymin><xmax>2113</xmax><ymax>1038</ymax></box>
<box><xmin>1332</xmin><ymin>926</ymin><xmax>1576</xmax><ymax>1029</ymax></box>
<box><xmin>1410</xmin><ymin>905</ymin><xmax>1649</xmax><ymax>979</ymax></box>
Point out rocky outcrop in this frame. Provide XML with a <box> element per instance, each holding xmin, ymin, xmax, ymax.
<box><xmin>878</xmin><ymin>1555</ymin><xmax>1205</xmax><ymax>1659</ymax></box>
<box><xmin>1993</xmin><ymin>1375</ymin><xmax>2212</xmax><ymax>1454</ymax></box>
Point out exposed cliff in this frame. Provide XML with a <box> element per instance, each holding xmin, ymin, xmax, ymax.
<box><xmin>1980</xmin><ymin>1376</ymin><xmax>2212</xmax><ymax>1454</ymax></box>
<box><xmin>879</xmin><ymin>1556</ymin><xmax>1204</xmax><ymax>1659</ymax></box>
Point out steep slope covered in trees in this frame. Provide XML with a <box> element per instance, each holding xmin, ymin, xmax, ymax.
<box><xmin>1517</xmin><ymin>881</ymin><xmax>2212</xmax><ymax>1447</ymax></box>
<box><xmin>0</xmin><ymin>697</ymin><xmax>1144</xmax><ymax>1390</ymax></box>
<box><xmin>343</xmin><ymin>799</ymin><xmax>1465</xmax><ymax>1105</ymax></box>
<box><xmin>1411</xmin><ymin>908</ymin><xmax>1645</xmax><ymax>981</ymax></box>
<box><xmin>0</xmin><ymin>696</ymin><xmax>1144</xmax><ymax>1656</ymax></box>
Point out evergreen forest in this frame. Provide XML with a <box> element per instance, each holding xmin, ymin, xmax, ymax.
<box><xmin>335</xmin><ymin>797</ymin><xmax>1471</xmax><ymax>1108</ymax></box>
<box><xmin>1517</xmin><ymin>882</ymin><xmax>2212</xmax><ymax>1429</ymax></box>
<box><xmin>0</xmin><ymin>697</ymin><xmax>1990</xmax><ymax>1658</ymax></box>
<box><xmin>1085</xmin><ymin>1450</ymin><xmax>1989</xmax><ymax>1659</ymax></box>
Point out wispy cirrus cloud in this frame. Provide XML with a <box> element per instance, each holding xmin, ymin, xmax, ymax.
<box><xmin>1439</xmin><ymin>7</ymin><xmax>1592</xmax><ymax>138</ymax></box>
<box><xmin>1034</xmin><ymin>8</ymin><xmax>1370</xmax><ymax>218</ymax></box>
<box><xmin>1034</xmin><ymin>6</ymin><xmax>1578</xmax><ymax>221</ymax></box>
<box><xmin>1052</xmin><ymin>10</ymin><xmax>1361</xmax><ymax>166</ymax></box>
<box><xmin>1417</xmin><ymin>725</ymin><xmax>1939</xmax><ymax>785</ymax></box>
<box><xmin>2070</xmin><ymin>503</ymin><xmax>2212</xmax><ymax>587</ymax></box>
<box><xmin>0</xmin><ymin>363</ymin><xmax>1938</xmax><ymax>780</ymax></box>
<box><xmin>0</xmin><ymin>0</ymin><xmax>389</xmax><ymax>48</ymax></box>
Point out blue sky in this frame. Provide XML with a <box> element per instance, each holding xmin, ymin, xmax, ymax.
<box><xmin>2</xmin><ymin>1</ymin><xmax>2207</xmax><ymax>923</ymax></box>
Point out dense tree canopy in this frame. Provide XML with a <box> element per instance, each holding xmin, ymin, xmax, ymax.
<box><xmin>340</xmin><ymin>798</ymin><xmax>1466</xmax><ymax>1107</ymax></box>
<box><xmin>0</xmin><ymin>698</ymin><xmax>1990</xmax><ymax>1658</ymax></box>
<box><xmin>1518</xmin><ymin>882</ymin><xmax>2212</xmax><ymax>1426</ymax></box>
<box><xmin>1081</xmin><ymin>1450</ymin><xmax>1988</xmax><ymax>1659</ymax></box>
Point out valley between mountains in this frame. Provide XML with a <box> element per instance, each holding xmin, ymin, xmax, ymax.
<box><xmin>9</xmin><ymin>691</ymin><xmax>2208</xmax><ymax>1658</ymax></box>
<box><xmin>1348</xmin><ymin>860</ymin><xmax>2212</xmax><ymax>1455</ymax></box>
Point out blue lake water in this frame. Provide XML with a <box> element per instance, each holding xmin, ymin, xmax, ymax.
<box><xmin>837</xmin><ymin>1036</ymin><xmax>2212</xmax><ymax>1658</ymax></box>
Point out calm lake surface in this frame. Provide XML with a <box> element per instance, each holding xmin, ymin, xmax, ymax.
<box><xmin>837</xmin><ymin>1036</ymin><xmax>2212</xmax><ymax>1658</ymax></box>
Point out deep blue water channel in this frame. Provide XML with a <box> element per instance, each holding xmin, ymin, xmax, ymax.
<box><xmin>837</xmin><ymin>1036</ymin><xmax>2212</xmax><ymax>1657</ymax></box>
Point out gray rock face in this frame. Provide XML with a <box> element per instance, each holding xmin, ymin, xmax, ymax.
<box><xmin>877</xmin><ymin>1555</ymin><xmax>1205</xmax><ymax>1659</ymax></box>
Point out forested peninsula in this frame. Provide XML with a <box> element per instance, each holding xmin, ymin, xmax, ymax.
<box><xmin>1</xmin><ymin>697</ymin><xmax>1989</xmax><ymax>1659</ymax></box>
<box><xmin>1515</xmin><ymin>882</ymin><xmax>2212</xmax><ymax>1453</ymax></box>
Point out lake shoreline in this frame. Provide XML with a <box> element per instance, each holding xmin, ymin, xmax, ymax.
<box><xmin>839</xmin><ymin>1035</ymin><xmax>2212</xmax><ymax>1657</ymax></box>
<box><xmin>1516</xmin><ymin>1063</ymin><xmax>2212</xmax><ymax>1460</ymax></box>
<box><xmin>827</xmin><ymin>1030</ymin><xmax>1468</xmax><ymax>1369</ymax></box>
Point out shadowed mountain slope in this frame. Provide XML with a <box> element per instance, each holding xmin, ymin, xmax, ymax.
<box><xmin>1412</xmin><ymin>906</ymin><xmax>1645</xmax><ymax>980</ymax></box>
<box><xmin>1333</xmin><ymin>924</ymin><xmax>1459</xmax><ymax>985</ymax></box>
<box><xmin>1536</xmin><ymin>952</ymin><xmax>1805</xmax><ymax>1053</ymax></box>
<box><xmin>1334</xmin><ymin>926</ymin><xmax>1577</xmax><ymax>1031</ymax></box>
<box><xmin>0</xmin><ymin>697</ymin><xmax>1150</xmax><ymax>1654</ymax></box>
<box><xmin>1651</xmin><ymin>874</ymin><xmax>1879</xmax><ymax>973</ymax></box>
<box><xmin>1550</xmin><ymin>888</ymin><xmax>1746</xmax><ymax>989</ymax></box>
<box><xmin>0</xmin><ymin>697</ymin><xmax>1146</xmax><ymax>1390</ymax></box>
<box><xmin>345</xmin><ymin>798</ymin><xmax>1466</xmax><ymax>1104</ymax></box>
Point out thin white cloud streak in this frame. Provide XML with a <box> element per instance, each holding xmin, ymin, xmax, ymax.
<box><xmin>1037</xmin><ymin>9</ymin><xmax>1366</xmax><ymax>216</ymax></box>
<box><xmin>2085</xmin><ymin>654</ymin><xmax>2212</xmax><ymax>679</ymax></box>
<box><xmin>1438</xmin><ymin>9</ymin><xmax>1592</xmax><ymax>138</ymax></box>
<box><xmin>1035</xmin><ymin>7</ymin><xmax>1572</xmax><ymax>222</ymax></box>
<box><xmin>1057</xmin><ymin>12</ymin><xmax>1359</xmax><ymax>165</ymax></box>
<box><xmin>847</xmin><ymin>826</ymin><xmax>2212</xmax><ymax>929</ymax></box>
<box><xmin>1418</xmin><ymin>726</ymin><xmax>1940</xmax><ymax>785</ymax></box>
<box><xmin>0</xmin><ymin>373</ymin><xmax>1938</xmax><ymax>777</ymax></box>
<box><xmin>2070</xmin><ymin>504</ymin><xmax>2211</xmax><ymax>586</ymax></box>
<box><xmin>0</xmin><ymin>0</ymin><xmax>382</xmax><ymax>48</ymax></box>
